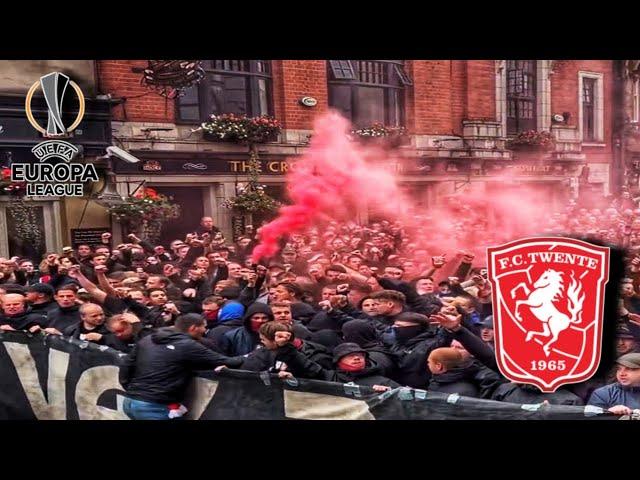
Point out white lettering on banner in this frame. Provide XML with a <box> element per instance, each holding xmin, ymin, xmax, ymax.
<box><xmin>4</xmin><ymin>343</ymin><xmax>68</xmax><ymax>420</ymax></box>
<box><xmin>75</xmin><ymin>365</ymin><xmax>129</xmax><ymax>420</ymax></box>
<box><xmin>284</xmin><ymin>390</ymin><xmax>375</xmax><ymax>420</ymax></box>
<box><xmin>183</xmin><ymin>377</ymin><xmax>220</xmax><ymax>419</ymax></box>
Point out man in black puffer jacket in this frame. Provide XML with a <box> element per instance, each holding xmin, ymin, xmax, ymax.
<box><xmin>120</xmin><ymin>313</ymin><xmax>243</xmax><ymax>420</ymax></box>
<box><xmin>388</xmin><ymin>312</ymin><xmax>453</xmax><ymax>389</ymax></box>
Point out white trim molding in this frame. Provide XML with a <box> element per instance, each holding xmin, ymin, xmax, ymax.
<box><xmin>537</xmin><ymin>60</ymin><xmax>552</xmax><ymax>132</ymax></box>
<box><xmin>578</xmin><ymin>71</ymin><xmax>605</xmax><ymax>143</ymax></box>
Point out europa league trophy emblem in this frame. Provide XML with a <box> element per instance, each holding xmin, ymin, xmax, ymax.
<box><xmin>40</xmin><ymin>72</ymin><xmax>70</xmax><ymax>137</ymax></box>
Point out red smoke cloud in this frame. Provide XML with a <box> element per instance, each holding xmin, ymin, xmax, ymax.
<box><xmin>251</xmin><ymin>112</ymin><xmax>410</xmax><ymax>262</ymax></box>
<box><xmin>251</xmin><ymin>111</ymin><xmax>569</xmax><ymax>263</ymax></box>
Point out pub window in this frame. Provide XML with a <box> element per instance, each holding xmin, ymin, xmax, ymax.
<box><xmin>578</xmin><ymin>72</ymin><xmax>604</xmax><ymax>143</ymax></box>
<box><xmin>328</xmin><ymin>60</ymin><xmax>410</xmax><ymax>128</ymax></box>
<box><xmin>506</xmin><ymin>60</ymin><xmax>537</xmax><ymax>135</ymax></box>
<box><xmin>176</xmin><ymin>60</ymin><xmax>272</xmax><ymax>123</ymax></box>
<box><xmin>582</xmin><ymin>77</ymin><xmax>596</xmax><ymax>142</ymax></box>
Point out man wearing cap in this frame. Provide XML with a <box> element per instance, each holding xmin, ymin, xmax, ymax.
<box><xmin>270</xmin><ymin>325</ymin><xmax>399</xmax><ymax>390</ymax></box>
<box><xmin>480</xmin><ymin>315</ymin><xmax>495</xmax><ymax>351</ymax></box>
<box><xmin>25</xmin><ymin>283</ymin><xmax>57</xmax><ymax>316</ymax></box>
<box><xmin>616</xmin><ymin>325</ymin><xmax>639</xmax><ymax>357</ymax></box>
<box><xmin>588</xmin><ymin>353</ymin><xmax>640</xmax><ymax>415</ymax></box>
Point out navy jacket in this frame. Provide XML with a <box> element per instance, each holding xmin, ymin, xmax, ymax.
<box><xmin>588</xmin><ymin>383</ymin><xmax>640</xmax><ymax>410</ymax></box>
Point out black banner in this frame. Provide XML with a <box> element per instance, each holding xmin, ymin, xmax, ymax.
<box><xmin>0</xmin><ymin>332</ymin><xmax>619</xmax><ymax>420</ymax></box>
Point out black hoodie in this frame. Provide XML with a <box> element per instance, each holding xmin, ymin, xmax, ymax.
<box><xmin>342</xmin><ymin>319</ymin><xmax>398</xmax><ymax>377</ymax></box>
<box><xmin>389</xmin><ymin>327</ymin><xmax>453</xmax><ymax>389</ymax></box>
<box><xmin>119</xmin><ymin>327</ymin><xmax>243</xmax><ymax>404</ymax></box>
<box><xmin>218</xmin><ymin>303</ymin><xmax>274</xmax><ymax>356</ymax></box>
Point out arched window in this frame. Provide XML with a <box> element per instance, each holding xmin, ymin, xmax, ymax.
<box><xmin>177</xmin><ymin>60</ymin><xmax>272</xmax><ymax>122</ymax></box>
<box><xmin>327</xmin><ymin>60</ymin><xmax>411</xmax><ymax>128</ymax></box>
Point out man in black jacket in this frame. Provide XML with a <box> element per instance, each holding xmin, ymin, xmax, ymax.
<box><xmin>62</xmin><ymin>303</ymin><xmax>115</xmax><ymax>346</ymax></box>
<box><xmin>0</xmin><ymin>293</ymin><xmax>47</xmax><ymax>332</ymax></box>
<box><xmin>47</xmin><ymin>285</ymin><xmax>82</xmax><ymax>332</ymax></box>
<box><xmin>25</xmin><ymin>283</ymin><xmax>57</xmax><ymax>316</ymax></box>
<box><xmin>120</xmin><ymin>313</ymin><xmax>243</xmax><ymax>420</ymax></box>
<box><xmin>389</xmin><ymin>312</ymin><xmax>452</xmax><ymax>389</ymax></box>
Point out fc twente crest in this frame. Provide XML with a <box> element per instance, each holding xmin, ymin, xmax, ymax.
<box><xmin>487</xmin><ymin>237</ymin><xmax>610</xmax><ymax>392</ymax></box>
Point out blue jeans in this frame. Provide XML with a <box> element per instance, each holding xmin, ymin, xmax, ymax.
<box><xmin>123</xmin><ymin>397</ymin><xmax>171</xmax><ymax>420</ymax></box>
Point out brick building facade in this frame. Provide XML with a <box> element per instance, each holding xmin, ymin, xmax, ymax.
<box><xmin>0</xmin><ymin>60</ymin><xmax>621</xmax><ymax>259</ymax></box>
<box><xmin>100</xmin><ymin>60</ymin><xmax>617</xmax><ymax>242</ymax></box>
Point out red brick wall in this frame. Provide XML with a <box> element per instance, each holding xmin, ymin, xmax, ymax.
<box><xmin>550</xmin><ymin>60</ymin><xmax>614</xmax><ymax>162</ymax></box>
<box><xmin>276</xmin><ymin>60</ymin><xmax>328</xmax><ymax>130</ymax></box>
<box><xmin>465</xmin><ymin>60</ymin><xmax>496</xmax><ymax>120</ymax></box>
<box><xmin>451</xmin><ymin>61</ymin><xmax>467</xmax><ymax>136</ymax></box>
<box><xmin>409</xmin><ymin>60</ymin><xmax>453</xmax><ymax>135</ymax></box>
<box><xmin>97</xmin><ymin>60</ymin><xmax>174</xmax><ymax>122</ymax></box>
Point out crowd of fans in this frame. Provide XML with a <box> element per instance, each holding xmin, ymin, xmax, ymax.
<box><xmin>1</xmin><ymin>191</ymin><xmax>640</xmax><ymax>420</ymax></box>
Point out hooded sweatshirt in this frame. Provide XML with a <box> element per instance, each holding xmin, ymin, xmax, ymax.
<box><xmin>342</xmin><ymin>319</ymin><xmax>398</xmax><ymax>377</ymax></box>
<box><xmin>219</xmin><ymin>303</ymin><xmax>274</xmax><ymax>356</ymax></box>
<box><xmin>120</xmin><ymin>327</ymin><xmax>243</xmax><ymax>404</ymax></box>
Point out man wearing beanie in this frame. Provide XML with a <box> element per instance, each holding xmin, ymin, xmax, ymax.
<box><xmin>588</xmin><ymin>353</ymin><xmax>640</xmax><ymax>415</ymax></box>
<box><xmin>25</xmin><ymin>283</ymin><xmax>57</xmax><ymax>316</ymax></box>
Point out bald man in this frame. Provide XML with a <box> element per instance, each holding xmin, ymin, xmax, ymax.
<box><xmin>62</xmin><ymin>303</ymin><xmax>113</xmax><ymax>345</ymax></box>
<box><xmin>0</xmin><ymin>293</ymin><xmax>47</xmax><ymax>332</ymax></box>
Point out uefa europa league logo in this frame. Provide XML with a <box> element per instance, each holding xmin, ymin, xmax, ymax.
<box><xmin>25</xmin><ymin>72</ymin><xmax>85</xmax><ymax>162</ymax></box>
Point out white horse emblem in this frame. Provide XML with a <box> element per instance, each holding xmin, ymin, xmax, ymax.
<box><xmin>510</xmin><ymin>269</ymin><xmax>585</xmax><ymax>356</ymax></box>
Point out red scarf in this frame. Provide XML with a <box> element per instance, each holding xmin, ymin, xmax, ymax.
<box><xmin>338</xmin><ymin>359</ymin><xmax>365</xmax><ymax>372</ymax></box>
<box><xmin>249</xmin><ymin>319</ymin><xmax>264</xmax><ymax>332</ymax></box>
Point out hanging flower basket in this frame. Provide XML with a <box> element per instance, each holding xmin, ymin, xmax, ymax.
<box><xmin>108</xmin><ymin>187</ymin><xmax>181</xmax><ymax>241</ymax></box>
<box><xmin>506</xmin><ymin>130</ymin><xmax>555</xmax><ymax>151</ymax></box>
<box><xmin>221</xmin><ymin>152</ymin><xmax>281</xmax><ymax>213</ymax></box>
<box><xmin>350</xmin><ymin>124</ymin><xmax>409</xmax><ymax>148</ymax></box>
<box><xmin>199</xmin><ymin>114</ymin><xmax>281</xmax><ymax>144</ymax></box>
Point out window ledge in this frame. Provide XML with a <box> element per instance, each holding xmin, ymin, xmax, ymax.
<box><xmin>582</xmin><ymin>142</ymin><xmax>607</xmax><ymax>147</ymax></box>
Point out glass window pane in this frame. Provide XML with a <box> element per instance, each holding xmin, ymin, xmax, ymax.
<box><xmin>329</xmin><ymin>84</ymin><xmax>353</xmax><ymax>121</ymax></box>
<box><xmin>180</xmin><ymin>84</ymin><xmax>199</xmax><ymax>104</ymax></box>
<box><xmin>223</xmin><ymin>76</ymin><xmax>248</xmax><ymax>114</ymax></box>
<box><xmin>354</xmin><ymin>86</ymin><xmax>385</xmax><ymax>127</ymax></box>
<box><xmin>258</xmin><ymin>78</ymin><xmax>269</xmax><ymax>115</ymax></box>
<box><xmin>179</xmin><ymin>106</ymin><xmax>200</xmax><ymax>121</ymax></box>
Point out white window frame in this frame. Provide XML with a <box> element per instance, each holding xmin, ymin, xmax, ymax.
<box><xmin>496</xmin><ymin>60</ymin><xmax>552</xmax><ymax>137</ymax></box>
<box><xmin>578</xmin><ymin>71</ymin><xmax>605</xmax><ymax>144</ymax></box>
